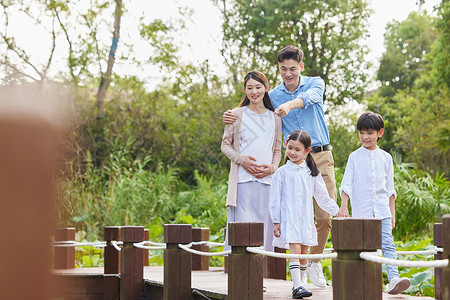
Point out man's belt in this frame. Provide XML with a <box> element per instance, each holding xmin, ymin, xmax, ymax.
<box><xmin>311</xmin><ymin>144</ymin><xmax>332</xmax><ymax>153</ymax></box>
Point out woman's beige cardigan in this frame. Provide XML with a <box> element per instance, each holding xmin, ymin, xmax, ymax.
<box><xmin>221</xmin><ymin>107</ymin><xmax>283</xmax><ymax>207</ymax></box>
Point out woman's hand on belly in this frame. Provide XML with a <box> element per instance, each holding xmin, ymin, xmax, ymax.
<box><xmin>241</xmin><ymin>155</ymin><xmax>260</xmax><ymax>175</ymax></box>
<box><xmin>254</xmin><ymin>164</ymin><xmax>271</xmax><ymax>178</ymax></box>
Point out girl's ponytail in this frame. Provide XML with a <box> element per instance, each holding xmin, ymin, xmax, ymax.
<box><xmin>306</xmin><ymin>153</ymin><xmax>319</xmax><ymax>177</ymax></box>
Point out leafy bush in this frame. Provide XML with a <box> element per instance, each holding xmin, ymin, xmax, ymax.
<box><xmin>393</xmin><ymin>153</ymin><xmax>450</xmax><ymax>241</ymax></box>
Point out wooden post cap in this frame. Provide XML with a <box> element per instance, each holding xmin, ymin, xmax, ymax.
<box><xmin>228</xmin><ymin>222</ymin><xmax>264</xmax><ymax>247</ymax></box>
<box><xmin>121</xmin><ymin>226</ymin><xmax>144</xmax><ymax>243</ymax></box>
<box><xmin>164</xmin><ymin>224</ymin><xmax>192</xmax><ymax>244</ymax></box>
<box><xmin>192</xmin><ymin>227</ymin><xmax>209</xmax><ymax>241</ymax></box>
<box><xmin>55</xmin><ymin>228</ymin><xmax>75</xmax><ymax>241</ymax></box>
<box><xmin>332</xmin><ymin>218</ymin><xmax>381</xmax><ymax>251</ymax></box>
<box><xmin>104</xmin><ymin>226</ymin><xmax>121</xmax><ymax>241</ymax></box>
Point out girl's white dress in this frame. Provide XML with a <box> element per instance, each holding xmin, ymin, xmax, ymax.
<box><xmin>269</xmin><ymin>160</ymin><xmax>339</xmax><ymax>247</ymax></box>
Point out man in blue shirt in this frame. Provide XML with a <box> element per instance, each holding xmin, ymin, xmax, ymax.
<box><xmin>223</xmin><ymin>45</ymin><xmax>335</xmax><ymax>288</ymax></box>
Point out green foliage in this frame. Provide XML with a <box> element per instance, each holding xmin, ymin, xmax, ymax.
<box><xmin>327</xmin><ymin>107</ymin><xmax>361</xmax><ymax>167</ymax></box>
<box><xmin>393</xmin><ymin>239</ymin><xmax>437</xmax><ymax>296</ymax></box>
<box><xmin>369</xmin><ymin>4</ymin><xmax>449</xmax><ymax>175</ymax></box>
<box><xmin>393</xmin><ymin>154</ymin><xmax>450</xmax><ymax>241</ymax></box>
<box><xmin>214</xmin><ymin>0</ymin><xmax>372</xmax><ymax>104</ymax></box>
<box><xmin>377</xmin><ymin>11</ymin><xmax>438</xmax><ymax>97</ymax></box>
<box><xmin>72</xmin><ymin>231</ymin><xmax>104</xmax><ymax>268</ymax></box>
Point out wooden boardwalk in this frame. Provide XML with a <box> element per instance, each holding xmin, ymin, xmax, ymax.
<box><xmin>53</xmin><ymin>266</ymin><xmax>434</xmax><ymax>299</ymax></box>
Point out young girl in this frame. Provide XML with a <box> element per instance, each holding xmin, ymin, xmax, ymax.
<box><xmin>221</xmin><ymin>70</ymin><xmax>282</xmax><ymax>252</ymax></box>
<box><xmin>270</xmin><ymin>130</ymin><xmax>339</xmax><ymax>299</ymax></box>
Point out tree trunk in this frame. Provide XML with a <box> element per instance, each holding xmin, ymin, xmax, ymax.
<box><xmin>96</xmin><ymin>0</ymin><xmax>122</xmax><ymax>115</ymax></box>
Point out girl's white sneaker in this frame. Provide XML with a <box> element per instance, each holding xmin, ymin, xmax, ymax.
<box><xmin>387</xmin><ymin>277</ymin><xmax>410</xmax><ymax>294</ymax></box>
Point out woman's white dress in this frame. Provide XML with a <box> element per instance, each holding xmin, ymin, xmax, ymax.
<box><xmin>269</xmin><ymin>160</ymin><xmax>339</xmax><ymax>247</ymax></box>
<box><xmin>224</xmin><ymin>107</ymin><xmax>276</xmax><ymax>251</ymax></box>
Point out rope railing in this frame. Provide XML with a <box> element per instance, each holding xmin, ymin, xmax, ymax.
<box><xmin>133</xmin><ymin>241</ymin><xmax>166</xmax><ymax>250</ymax></box>
<box><xmin>50</xmin><ymin>241</ymin><xmax>107</xmax><ymax>248</ymax></box>
<box><xmin>49</xmin><ymin>239</ymin><xmax>444</xmax><ymax>258</ymax></box>
<box><xmin>111</xmin><ymin>240</ymin><xmax>122</xmax><ymax>251</ymax></box>
<box><xmin>178</xmin><ymin>243</ymin><xmax>231</xmax><ymax>256</ymax></box>
<box><xmin>360</xmin><ymin>251</ymin><xmax>449</xmax><ymax>268</ymax></box>
<box><xmin>246</xmin><ymin>246</ymin><xmax>338</xmax><ymax>260</ymax></box>
<box><xmin>191</xmin><ymin>241</ymin><xmax>225</xmax><ymax>247</ymax></box>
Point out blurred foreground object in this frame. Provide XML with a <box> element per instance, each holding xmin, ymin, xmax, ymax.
<box><xmin>0</xmin><ymin>86</ymin><xmax>60</xmax><ymax>299</ymax></box>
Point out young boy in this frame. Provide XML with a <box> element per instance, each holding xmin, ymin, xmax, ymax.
<box><xmin>337</xmin><ymin>112</ymin><xmax>411</xmax><ymax>295</ymax></box>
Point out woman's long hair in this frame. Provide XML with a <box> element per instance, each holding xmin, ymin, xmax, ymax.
<box><xmin>237</xmin><ymin>70</ymin><xmax>274</xmax><ymax>111</ymax></box>
<box><xmin>284</xmin><ymin>130</ymin><xmax>320</xmax><ymax>177</ymax></box>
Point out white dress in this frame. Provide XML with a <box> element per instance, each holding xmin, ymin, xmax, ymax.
<box><xmin>269</xmin><ymin>161</ymin><xmax>339</xmax><ymax>247</ymax></box>
<box><xmin>224</xmin><ymin>107</ymin><xmax>276</xmax><ymax>251</ymax></box>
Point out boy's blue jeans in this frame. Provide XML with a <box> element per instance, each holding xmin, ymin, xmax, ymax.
<box><xmin>381</xmin><ymin>217</ymin><xmax>399</xmax><ymax>281</ymax></box>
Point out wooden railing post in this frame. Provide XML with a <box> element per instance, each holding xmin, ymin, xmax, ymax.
<box><xmin>143</xmin><ymin>229</ymin><xmax>149</xmax><ymax>267</ymax></box>
<box><xmin>224</xmin><ymin>227</ymin><xmax>228</xmax><ymax>273</ymax></box>
<box><xmin>228</xmin><ymin>222</ymin><xmax>264</xmax><ymax>300</ymax></box>
<box><xmin>192</xmin><ymin>227</ymin><xmax>209</xmax><ymax>270</ymax></box>
<box><xmin>265</xmin><ymin>247</ymin><xmax>286</xmax><ymax>279</ymax></box>
<box><xmin>120</xmin><ymin>226</ymin><xmax>144</xmax><ymax>300</ymax></box>
<box><xmin>164</xmin><ymin>224</ymin><xmax>192</xmax><ymax>300</ymax></box>
<box><xmin>442</xmin><ymin>215</ymin><xmax>450</xmax><ymax>300</ymax></box>
<box><xmin>104</xmin><ymin>226</ymin><xmax>121</xmax><ymax>300</ymax></box>
<box><xmin>54</xmin><ymin>227</ymin><xmax>76</xmax><ymax>269</ymax></box>
<box><xmin>332</xmin><ymin>218</ymin><xmax>382</xmax><ymax>300</ymax></box>
<box><xmin>0</xmin><ymin>100</ymin><xmax>57</xmax><ymax>299</ymax></box>
<box><xmin>434</xmin><ymin>223</ymin><xmax>443</xmax><ymax>300</ymax></box>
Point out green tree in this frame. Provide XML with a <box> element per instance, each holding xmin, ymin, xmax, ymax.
<box><xmin>213</xmin><ymin>0</ymin><xmax>372</xmax><ymax>105</ymax></box>
<box><xmin>369</xmin><ymin>9</ymin><xmax>440</xmax><ymax>155</ymax></box>
<box><xmin>377</xmin><ymin>11</ymin><xmax>438</xmax><ymax>98</ymax></box>
<box><xmin>370</xmin><ymin>2</ymin><xmax>449</xmax><ymax>175</ymax></box>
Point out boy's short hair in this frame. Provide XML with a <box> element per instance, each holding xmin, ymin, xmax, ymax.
<box><xmin>357</xmin><ymin>111</ymin><xmax>384</xmax><ymax>131</ymax></box>
<box><xmin>278</xmin><ymin>45</ymin><xmax>303</xmax><ymax>63</ymax></box>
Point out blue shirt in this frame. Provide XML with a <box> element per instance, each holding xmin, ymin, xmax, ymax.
<box><xmin>269</xmin><ymin>75</ymin><xmax>330</xmax><ymax>147</ymax></box>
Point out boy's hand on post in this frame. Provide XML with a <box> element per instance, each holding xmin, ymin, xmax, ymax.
<box><xmin>222</xmin><ymin>109</ymin><xmax>238</xmax><ymax>124</ymax></box>
<box><xmin>273</xmin><ymin>223</ymin><xmax>281</xmax><ymax>237</ymax></box>
<box><xmin>241</xmin><ymin>156</ymin><xmax>260</xmax><ymax>175</ymax></box>
<box><xmin>254</xmin><ymin>164</ymin><xmax>271</xmax><ymax>178</ymax></box>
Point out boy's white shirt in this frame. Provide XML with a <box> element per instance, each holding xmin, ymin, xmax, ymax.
<box><xmin>339</xmin><ymin>146</ymin><xmax>397</xmax><ymax>219</ymax></box>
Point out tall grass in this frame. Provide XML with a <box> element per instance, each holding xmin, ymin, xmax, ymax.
<box><xmin>56</xmin><ymin>151</ymin><xmax>228</xmax><ymax>240</ymax></box>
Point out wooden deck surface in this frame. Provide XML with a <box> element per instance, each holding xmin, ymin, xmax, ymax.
<box><xmin>53</xmin><ymin>266</ymin><xmax>434</xmax><ymax>300</ymax></box>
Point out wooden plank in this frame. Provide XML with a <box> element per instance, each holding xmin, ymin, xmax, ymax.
<box><xmin>104</xmin><ymin>226</ymin><xmax>121</xmax><ymax>275</ymax></box>
<box><xmin>363</xmin><ymin>219</ymin><xmax>381</xmax><ymax>250</ymax></box>
<box><xmin>332</xmin><ymin>218</ymin><xmax>364</xmax><ymax>250</ymax></box>
<box><xmin>0</xmin><ymin>103</ymin><xmax>57</xmax><ymax>300</ymax></box>
<box><xmin>143</xmin><ymin>229</ymin><xmax>149</xmax><ymax>267</ymax></box>
<box><xmin>442</xmin><ymin>215</ymin><xmax>450</xmax><ymax>300</ymax></box>
<box><xmin>55</xmin><ymin>228</ymin><xmax>76</xmax><ymax>269</ymax></box>
<box><xmin>229</xmin><ymin>222</ymin><xmax>249</xmax><ymax>247</ymax></box>
<box><xmin>52</xmin><ymin>275</ymin><xmax>103</xmax><ymax>294</ymax></box>
<box><xmin>53</xmin><ymin>294</ymin><xmax>103</xmax><ymax>300</ymax></box>
<box><xmin>249</xmin><ymin>254</ymin><xmax>264</xmax><ymax>300</ymax></box>
<box><xmin>103</xmin><ymin>275</ymin><xmax>120</xmax><ymax>300</ymax></box>
<box><xmin>120</xmin><ymin>226</ymin><xmax>144</xmax><ymax>300</ymax></box>
<box><xmin>163</xmin><ymin>224</ymin><xmax>192</xmax><ymax>300</ymax></box>
<box><xmin>228</xmin><ymin>253</ymin><xmax>249</xmax><ymax>299</ymax></box>
<box><xmin>265</xmin><ymin>247</ymin><xmax>286</xmax><ymax>280</ymax></box>
<box><xmin>179</xmin><ymin>248</ymin><xmax>193</xmax><ymax>299</ymax></box>
<box><xmin>53</xmin><ymin>266</ymin><xmax>435</xmax><ymax>300</ymax></box>
<box><xmin>192</xmin><ymin>228</ymin><xmax>209</xmax><ymax>270</ymax></box>
<box><xmin>434</xmin><ymin>223</ymin><xmax>443</xmax><ymax>300</ymax></box>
